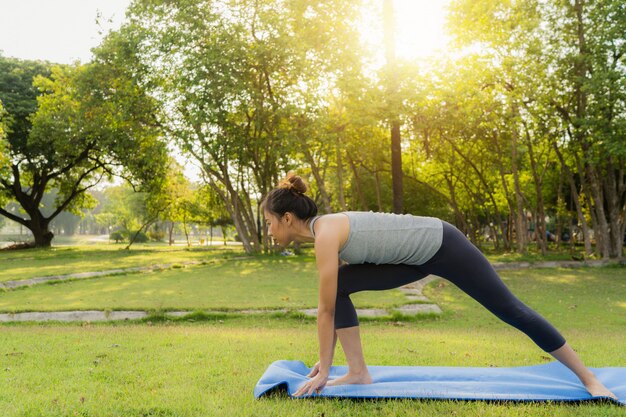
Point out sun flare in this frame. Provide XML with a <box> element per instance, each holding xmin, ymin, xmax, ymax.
<box><xmin>359</xmin><ymin>0</ymin><xmax>450</xmax><ymax>64</ymax></box>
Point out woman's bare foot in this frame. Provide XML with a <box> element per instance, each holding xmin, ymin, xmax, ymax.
<box><xmin>584</xmin><ymin>378</ymin><xmax>618</xmax><ymax>401</ymax></box>
<box><xmin>326</xmin><ymin>371</ymin><xmax>373</xmax><ymax>386</ymax></box>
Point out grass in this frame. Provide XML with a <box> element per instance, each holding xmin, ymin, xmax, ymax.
<box><xmin>0</xmin><ymin>241</ymin><xmax>607</xmax><ymax>284</ymax></box>
<box><xmin>423</xmin><ymin>265</ymin><xmax>626</xmax><ymax>332</ymax></box>
<box><xmin>0</xmin><ymin>245</ymin><xmax>624</xmax><ymax>416</ymax></box>
<box><xmin>0</xmin><ymin>256</ymin><xmax>408</xmax><ymax>312</ymax></box>
<box><xmin>0</xmin><ymin>244</ymin><xmax>242</xmax><ymax>283</ymax></box>
<box><xmin>0</xmin><ymin>297</ymin><xmax>623</xmax><ymax>416</ymax></box>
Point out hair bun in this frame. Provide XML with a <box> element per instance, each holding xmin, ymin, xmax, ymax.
<box><xmin>278</xmin><ymin>171</ymin><xmax>308</xmax><ymax>195</ymax></box>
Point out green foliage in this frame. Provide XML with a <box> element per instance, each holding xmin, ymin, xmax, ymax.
<box><xmin>0</xmin><ymin>55</ymin><xmax>51</xmax><ymax>151</ymax></box>
<box><xmin>4</xmin><ymin>1</ymin><xmax>622</xmax><ymax>255</ymax></box>
<box><xmin>121</xmin><ymin>0</ymin><xmax>365</xmax><ymax>251</ymax></box>
<box><xmin>132</xmin><ymin>231</ymin><xmax>149</xmax><ymax>243</ymax></box>
<box><xmin>147</xmin><ymin>229</ymin><xmax>166</xmax><ymax>242</ymax></box>
<box><xmin>97</xmin><ymin>185</ymin><xmax>149</xmax><ymax>233</ymax></box>
<box><xmin>0</xmin><ymin>47</ymin><xmax>169</xmax><ymax>246</ymax></box>
<box><xmin>109</xmin><ymin>230</ymin><xmax>126</xmax><ymax>243</ymax></box>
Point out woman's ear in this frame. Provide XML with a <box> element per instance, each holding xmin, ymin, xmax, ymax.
<box><xmin>283</xmin><ymin>212</ymin><xmax>292</xmax><ymax>225</ymax></box>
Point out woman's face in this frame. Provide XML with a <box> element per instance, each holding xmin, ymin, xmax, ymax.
<box><xmin>264</xmin><ymin>210</ymin><xmax>290</xmax><ymax>247</ymax></box>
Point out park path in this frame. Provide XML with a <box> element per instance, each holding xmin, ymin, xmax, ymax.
<box><xmin>0</xmin><ymin>258</ymin><xmax>621</xmax><ymax>323</ymax></box>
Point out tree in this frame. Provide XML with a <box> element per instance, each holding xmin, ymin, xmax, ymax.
<box><xmin>124</xmin><ymin>0</ymin><xmax>363</xmax><ymax>253</ymax></box>
<box><xmin>159</xmin><ymin>162</ymin><xmax>196</xmax><ymax>246</ymax></box>
<box><xmin>0</xmin><ymin>38</ymin><xmax>168</xmax><ymax>248</ymax></box>
<box><xmin>542</xmin><ymin>0</ymin><xmax>626</xmax><ymax>259</ymax></box>
<box><xmin>96</xmin><ymin>185</ymin><xmax>149</xmax><ymax>244</ymax></box>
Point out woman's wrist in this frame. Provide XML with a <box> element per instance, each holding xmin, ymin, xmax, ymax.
<box><xmin>317</xmin><ymin>364</ymin><xmax>331</xmax><ymax>376</ymax></box>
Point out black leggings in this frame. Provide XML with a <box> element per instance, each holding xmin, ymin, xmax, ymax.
<box><xmin>335</xmin><ymin>221</ymin><xmax>566</xmax><ymax>353</ymax></box>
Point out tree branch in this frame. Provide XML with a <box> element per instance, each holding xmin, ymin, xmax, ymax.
<box><xmin>0</xmin><ymin>207</ymin><xmax>28</xmax><ymax>227</ymax></box>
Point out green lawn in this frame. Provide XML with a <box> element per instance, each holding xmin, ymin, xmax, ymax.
<box><xmin>0</xmin><ymin>246</ymin><xmax>624</xmax><ymax>416</ymax></box>
<box><xmin>0</xmin><ymin>244</ymin><xmax>241</xmax><ymax>283</ymax></box>
<box><xmin>0</xmin><ymin>256</ymin><xmax>408</xmax><ymax>312</ymax></box>
<box><xmin>0</xmin><ymin>285</ymin><xmax>624</xmax><ymax>416</ymax></box>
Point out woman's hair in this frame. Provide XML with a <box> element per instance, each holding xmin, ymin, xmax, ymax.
<box><xmin>262</xmin><ymin>172</ymin><xmax>318</xmax><ymax>220</ymax></box>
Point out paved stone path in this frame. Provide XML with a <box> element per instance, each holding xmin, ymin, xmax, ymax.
<box><xmin>0</xmin><ymin>259</ymin><xmax>620</xmax><ymax>323</ymax></box>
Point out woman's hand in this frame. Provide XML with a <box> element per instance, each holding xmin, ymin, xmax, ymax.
<box><xmin>293</xmin><ymin>370</ymin><xmax>329</xmax><ymax>397</ymax></box>
<box><xmin>307</xmin><ymin>361</ymin><xmax>321</xmax><ymax>378</ymax></box>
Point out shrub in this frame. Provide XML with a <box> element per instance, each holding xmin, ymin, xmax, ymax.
<box><xmin>148</xmin><ymin>230</ymin><xmax>165</xmax><ymax>242</ymax></box>
<box><xmin>109</xmin><ymin>230</ymin><xmax>126</xmax><ymax>243</ymax></box>
<box><xmin>132</xmin><ymin>231</ymin><xmax>149</xmax><ymax>243</ymax></box>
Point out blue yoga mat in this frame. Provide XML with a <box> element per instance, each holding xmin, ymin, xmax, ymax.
<box><xmin>254</xmin><ymin>360</ymin><xmax>625</xmax><ymax>405</ymax></box>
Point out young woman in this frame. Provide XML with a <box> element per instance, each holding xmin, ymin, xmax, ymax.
<box><xmin>262</xmin><ymin>174</ymin><xmax>616</xmax><ymax>399</ymax></box>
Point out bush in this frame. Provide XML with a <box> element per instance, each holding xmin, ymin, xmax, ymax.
<box><xmin>148</xmin><ymin>230</ymin><xmax>165</xmax><ymax>242</ymax></box>
<box><xmin>132</xmin><ymin>231</ymin><xmax>149</xmax><ymax>243</ymax></box>
<box><xmin>109</xmin><ymin>230</ymin><xmax>126</xmax><ymax>243</ymax></box>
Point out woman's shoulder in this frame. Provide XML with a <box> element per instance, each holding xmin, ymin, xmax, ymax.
<box><xmin>316</xmin><ymin>212</ymin><xmax>350</xmax><ymax>225</ymax></box>
<box><xmin>313</xmin><ymin>213</ymin><xmax>350</xmax><ymax>241</ymax></box>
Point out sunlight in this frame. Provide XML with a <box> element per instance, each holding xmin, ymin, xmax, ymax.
<box><xmin>359</xmin><ymin>0</ymin><xmax>451</xmax><ymax>65</ymax></box>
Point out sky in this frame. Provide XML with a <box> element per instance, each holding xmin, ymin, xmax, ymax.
<box><xmin>0</xmin><ymin>0</ymin><xmax>131</xmax><ymax>64</ymax></box>
<box><xmin>0</xmin><ymin>0</ymin><xmax>449</xmax><ymax>65</ymax></box>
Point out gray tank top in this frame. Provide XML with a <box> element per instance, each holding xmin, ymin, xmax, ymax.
<box><xmin>310</xmin><ymin>211</ymin><xmax>443</xmax><ymax>266</ymax></box>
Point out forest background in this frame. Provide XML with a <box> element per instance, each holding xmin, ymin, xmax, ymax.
<box><xmin>0</xmin><ymin>0</ymin><xmax>624</xmax><ymax>259</ymax></box>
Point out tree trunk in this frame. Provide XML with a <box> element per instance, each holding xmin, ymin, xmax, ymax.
<box><xmin>26</xmin><ymin>213</ymin><xmax>54</xmax><ymax>248</ymax></box>
<box><xmin>168</xmin><ymin>221</ymin><xmax>175</xmax><ymax>246</ymax></box>
<box><xmin>205</xmin><ymin>173</ymin><xmax>257</xmax><ymax>254</ymax></box>
<box><xmin>221</xmin><ymin>226</ymin><xmax>227</xmax><ymax>245</ymax></box>
<box><xmin>374</xmin><ymin>171</ymin><xmax>383</xmax><ymax>212</ymax></box>
<box><xmin>556</xmin><ymin>172</ymin><xmax>564</xmax><ymax>250</ymax></box>
<box><xmin>524</xmin><ymin>129</ymin><xmax>547</xmax><ymax>255</ymax></box>
<box><xmin>336</xmin><ymin>135</ymin><xmax>346</xmax><ymax>211</ymax></box>
<box><xmin>125</xmin><ymin>217</ymin><xmax>157</xmax><ymax>250</ymax></box>
<box><xmin>603</xmin><ymin>159</ymin><xmax>624</xmax><ymax>259</ymax></box>
<box><xmin>511</xmin><ymin>125</ymin><xmax>526</xmax><ymax>253</ymax></box>
<box><xmin>347</xmin><ymin>155</ymin><xmax>367</xmax><ymax>210</ymax></box>
<box><xmin>33</xmin><ymin>229</ymin><xmax>54</xmax><ymax>248</ymax></box>
<box><xmin>444</xmin><ymin>174</ymin><xmax>469</xmax><ymax>235</ymax></box>
<box><xmin>554</xmin><ymin>144</ymin><xmax>592</xmax><ymax>255</ymax></box>
<box><xmin>303</xmin><ymin>146</ymin><xmax>332</xmax><ymax>213</ymax></box>
<box><xmin>383</xmin><ymin>0</ymin><xmax>403</xmax><ymax>214</ymax></box>
<box><xmin>390</xmin><ymin>122</ymin><xmax>403</xmax><ymax>214</ymax></box>
<box><xmin>182</xmin><ymin>215</ymin><xmax>190</xmax><ymax>247</ymax></box>
<box><xmin>586</xmin><ymin>164</ymin><xmax>611</xmax><ymax>259</ymax></box>
<box><xmin>492</xmin><ymin>132</ymin><xmax>512</xmax><ymax>251</ymax></box>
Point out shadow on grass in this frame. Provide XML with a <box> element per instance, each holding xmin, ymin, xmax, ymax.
<box><xmin>260</xmin><ymin>388</ymin><xmax>623</xmax><ymax>408</ymax></box>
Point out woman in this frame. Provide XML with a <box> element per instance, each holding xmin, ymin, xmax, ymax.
<box><xmin>262</xmin><ymin>174</ymin><xmax>616</xmax><ymax>399</ymax></box>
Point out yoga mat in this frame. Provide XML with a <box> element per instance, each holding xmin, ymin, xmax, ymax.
<box><xmin>254</xmin><ymin>360</ymin><xmax>626</xmax><ymax>405</ymax></box>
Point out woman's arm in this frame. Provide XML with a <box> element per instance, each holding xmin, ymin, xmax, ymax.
<box><xmin>294</xmin><ymin>229</ymin><xmax>339</xmax><ymax>396</ymax></box>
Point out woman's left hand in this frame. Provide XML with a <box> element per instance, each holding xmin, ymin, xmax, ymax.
<box><xmin>293</xmin><ymin>372</ymin><xmax>329</xmax><ymax>397</ymax></box>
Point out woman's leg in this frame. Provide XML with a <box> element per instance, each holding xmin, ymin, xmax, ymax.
<box><xmin>331</xmin><ymin>263</ymin><xmax>427</xmax><ymax>384</ymax></box>
<box><xmin>420</xmin><ymin>222</ymin><xmax>616</xmax><ymax>398</ymax></box>
<box><xmin>326</xmin><ymin>326</ymin><xmax>373</xmax><ymax>386</ymax></box>
<box><xmin>420</xmin><ymin>223</ymin><xmax>566</xmax><ymax>352</ymax></box>
<box><xmin>550</xmin><ymin>343</ymin><xmax>617</xmax><ymax>398</ymax></box>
